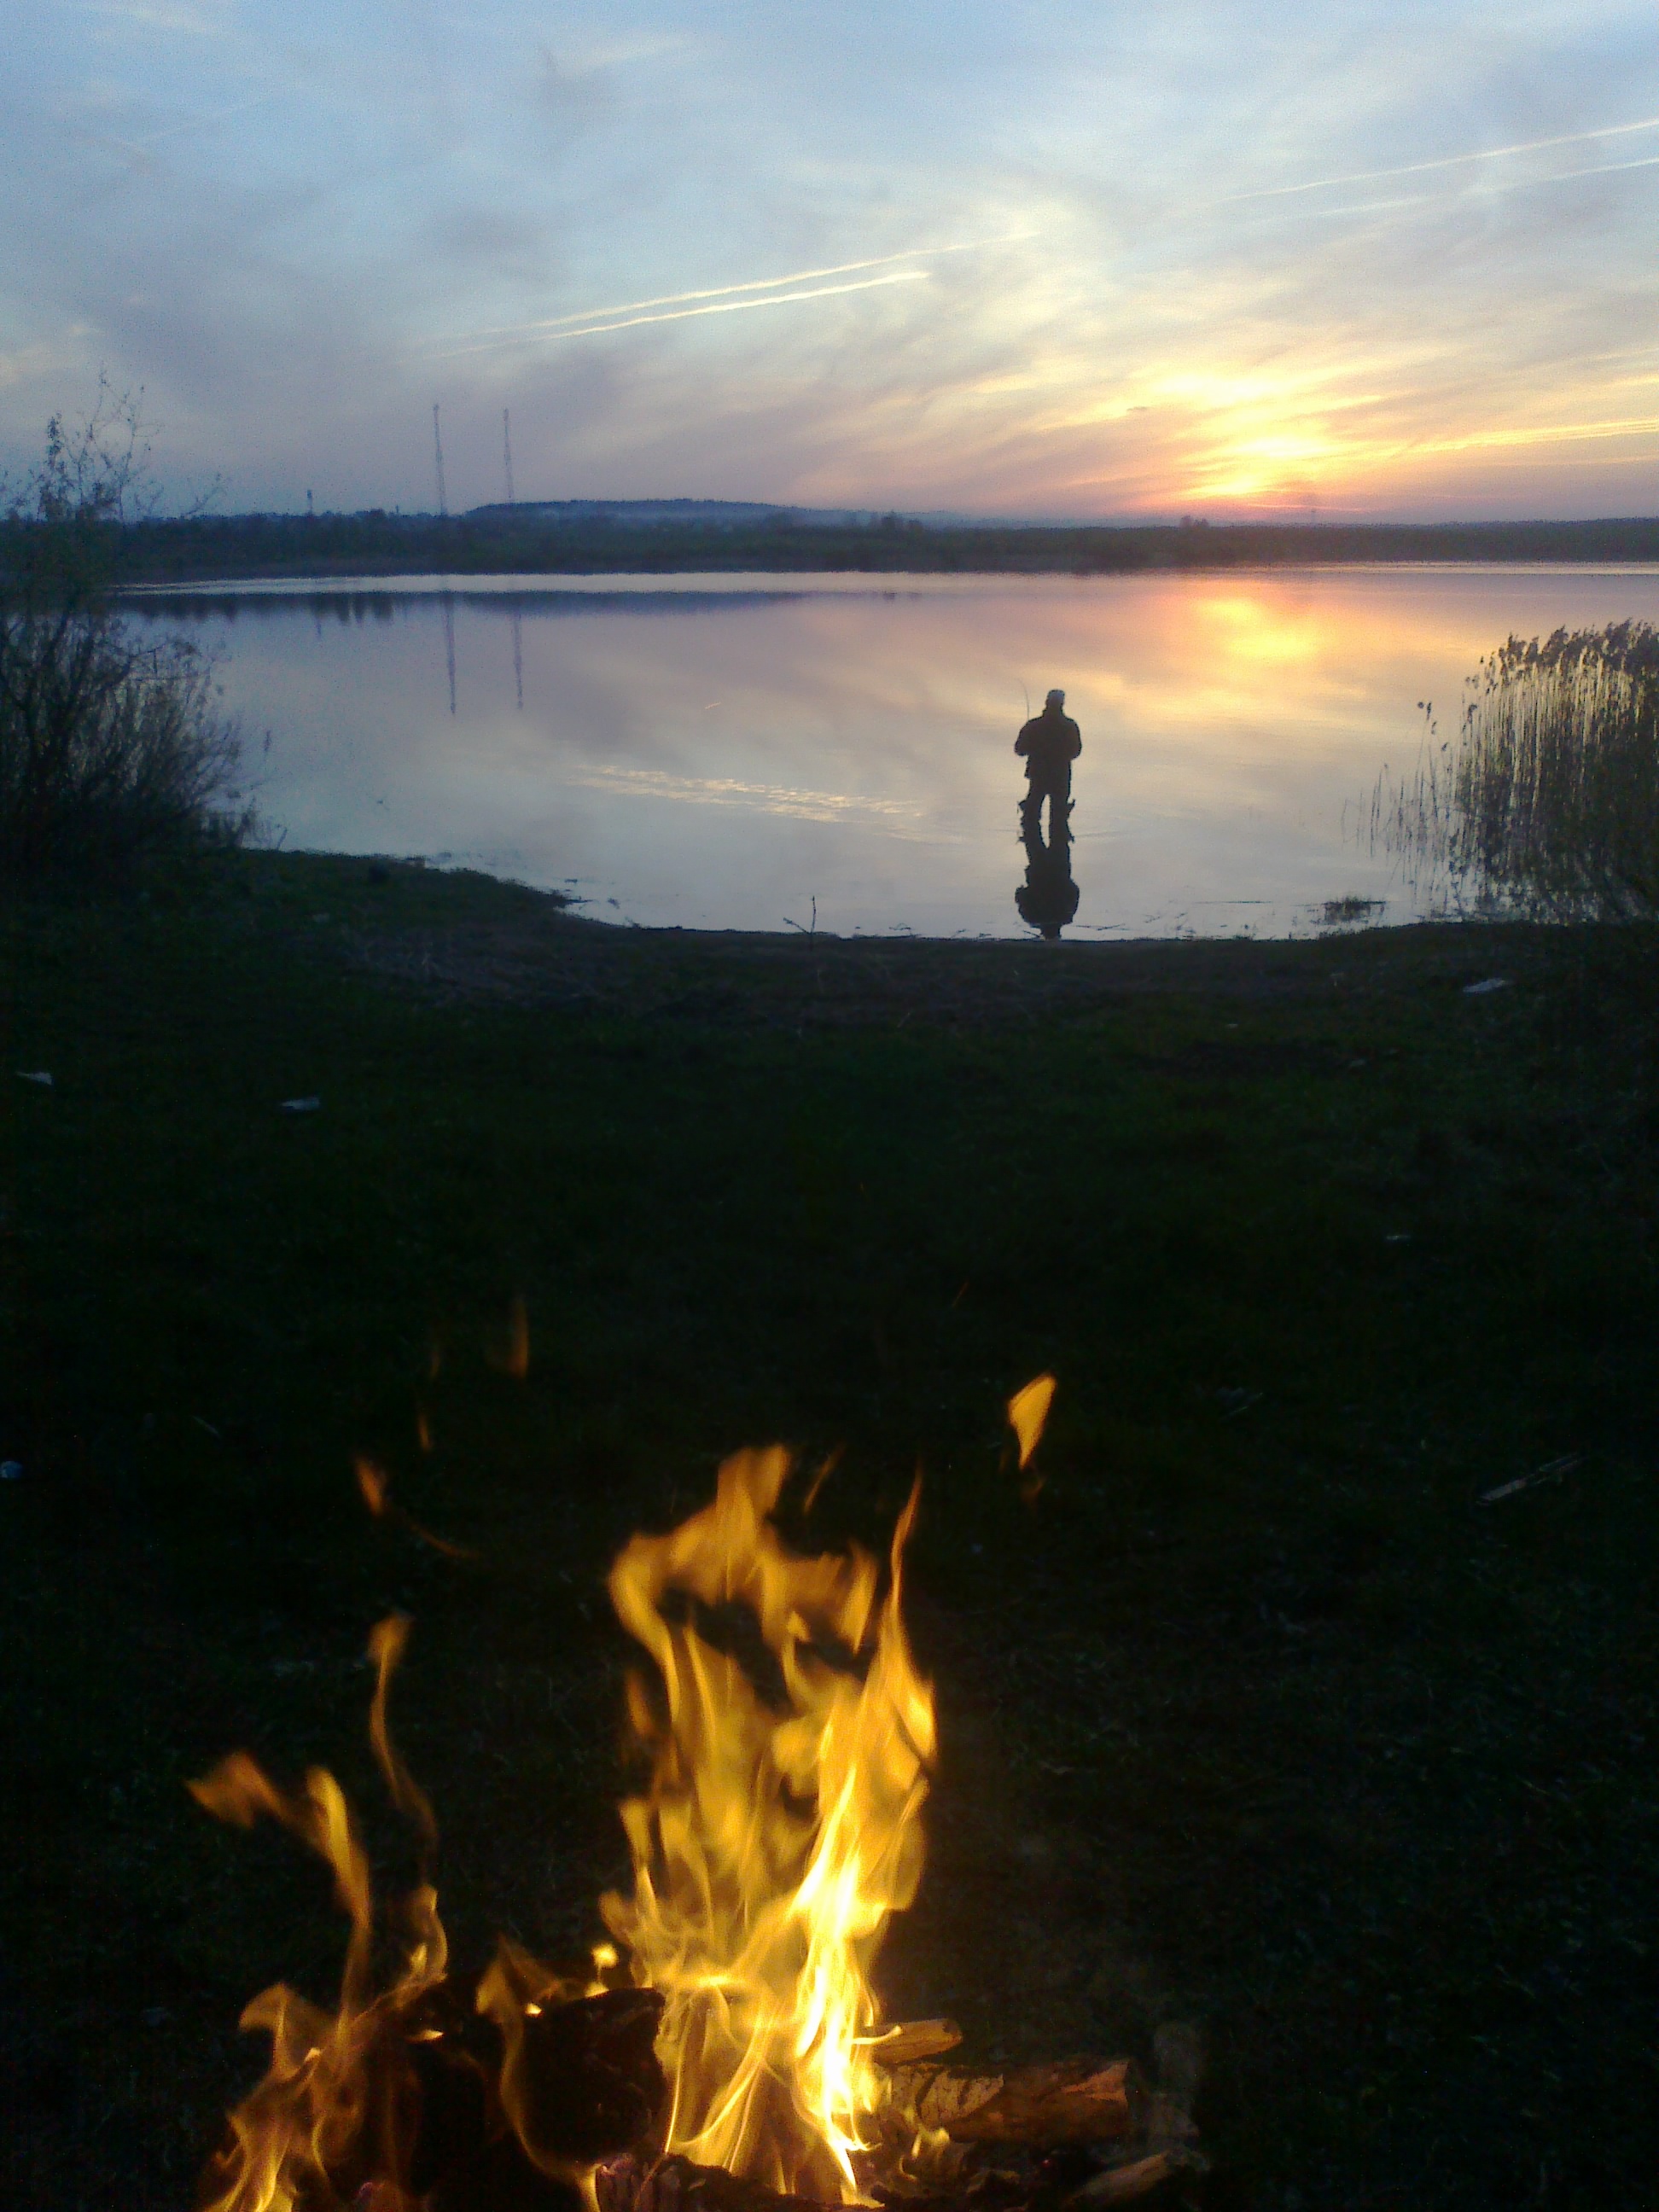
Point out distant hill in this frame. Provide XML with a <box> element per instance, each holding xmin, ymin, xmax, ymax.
<box><xmin>464</xmin><ymin>498</ymin><xmax>882</xmax><ymax>527</ymax></box>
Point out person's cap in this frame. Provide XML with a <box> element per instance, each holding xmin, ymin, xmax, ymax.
<box><xmin>1045</xmin><ymin>687</ymin><xmax>1066</xmax><ymax>706</ymax></box>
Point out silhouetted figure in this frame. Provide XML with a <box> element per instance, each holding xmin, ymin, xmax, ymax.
<box><xmin>1016</xmin><ymin>687</ymin><xmax>1081</xmax><ymax>840</ymax></box>
<box><xmin>1016</xmin><ymin>804</ymin><xmax>1080</xmax><ymax>940</ymax></box>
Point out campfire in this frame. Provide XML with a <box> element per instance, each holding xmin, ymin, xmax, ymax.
<box><xmin>190</xmin><ymin>1386</ymin><xmax>1203</xmax><ymax>2212</ymax></box>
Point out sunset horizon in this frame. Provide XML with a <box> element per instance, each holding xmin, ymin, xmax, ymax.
<box><xmin>6</xmin><ymin>3</ymin><xmax>1655</xmax><ymax>525</ymax></box>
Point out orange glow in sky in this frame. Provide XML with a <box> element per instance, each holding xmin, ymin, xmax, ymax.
<box><xmin>4</xmin><ymin>3</ymin><xmax>1655</xmax><ymax>518</ymax></box>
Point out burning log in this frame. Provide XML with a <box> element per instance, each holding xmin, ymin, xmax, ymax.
<box><xmin>597</xmin><ymin>2151</ymin><xmax>830</xmax><ymax>2212</ymax></box>
<box><xmin>390</xmin><ymin>1985</ymin><xmax>494</xmax><ymax>2198</ymax></box>
<box><xmin>882</xmin><ymin>2057</ymin><xmax>1144</xmax><ymax>2145</ymax></box>
<box><xmin>496</xmin><ymin>1986</ymin><xmax>668</xmax><ymax>2169</ymax></box>
<box><xmin>593</xmin><ymin>2124</ymin><xmax>1195</xmax><ymax>2212</ymax></box>
<box><xmin>427</xmin><ymin>2135</ymin><xmax>590</xmax><ymax>2212</ymax></box>
<box><xmin>865</xmin><ymin>2019</ymin><xmax>963</xmax><ymax>2066</ymax></box>
<box><xmin>395</xmin><ymin>1981</ymin><xmax>667</xmax><ymax>2209</ymax></box>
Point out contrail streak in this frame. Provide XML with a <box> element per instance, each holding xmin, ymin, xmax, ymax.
<box><xmin>1254</xmin><ymin>152</ymin><xmax>1659</xmax><ymax>229</ymax></box>
<box><xmin>436</xmin><ymin>270</ymin><xmax>931</xmax><ymax>358</ymax></box>
<box><xmin>82</xmin><ymin>90</ymin><xmax>276</xmax><ymax>162</ymax></box>
<box><xmin>1534</xmin><ymin>152</ymin><xmax>1659</xmax><ymax>187</ymax></box>
<box><xmin>458</xmin><ymin>247</ymin><xmax>961</xmax><ymax>342</ymax></box>
<box><xmin>135</xmin><ymin>92</ymin><xmax>275</xmax><ymax>146</ymax></box>
<box><xmin>1417</xmin><ymin>414</ymin><xmax>1659</xmax><ymax>455</ymax></box>
<box><xmin>435</xmin><ymin>231</ymin><xmax>1034</xmax><ymax>353</ymax></box>
<box><xmin>1219</xmin><ymin>112</ymin><xmax>1659</xmax><ymax>205</ymax></box>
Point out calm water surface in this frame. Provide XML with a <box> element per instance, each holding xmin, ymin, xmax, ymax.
<box><xmin>131</xmin><ymin>568</ymin><xmax>1659</xmax><ymax>938</ymax></box>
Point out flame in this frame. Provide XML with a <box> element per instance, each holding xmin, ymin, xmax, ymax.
<box><xmin>355</xmin><ymin>1453</ymin><xmax>473</xmax><ymax>1560</ymax></box>
<box><xmin>189</xmin><ymin>1617</ymin><xmax>451</xmax><ymax>2212</ymax></box>
<box><xmin>1007</xmin><ymin>1374</ymin><xmax>1057</xmax><ymax>1502</ymax></box>
<box><xmin>1007</xmin><ymin>1374</ymin><xmax>1056</xmax><ymax>1470</ymax></box>
<box><xmin>489</xmin><ymin>1294</ymin><xmax>531</xmax><ymax>1379</ymax></box>
<box><xmin>601</xmin><ymin>1447</ymin><xmax>934</xmax><ymax>2201</ymax></box>
<box><xmin>356</xmin><ymin>1454</ymin><xmax>390</xmax><ymax>1517</ymax></box>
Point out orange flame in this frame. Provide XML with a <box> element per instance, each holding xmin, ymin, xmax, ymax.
<box><xmin>1007</xmin><ymin>1374</ymin><xmax>1057</xmax><ymax>1503</ymax></box>
<box><xmin>189</xmin><ymin>1616</ymin><xmax>451</xmax><ymax>2212</ymax></box>
<box><xmin>356</xmin><ymin>1454</ymin><xmax>390</xmax><ymax>1517</ymax></box>
<box><xmin>355</xmin><ymin>1454</ymin><xmax>473</xmax><ymax>1560</ymax></box>
<box><xmin>489</xmin><ymin>1294</ymin><xmax>531</xmax><ymax>1380</ymax></box>
<box><xmin>601</xmin><ymin>1448</ymin><xmax>934</xmax><ymax>2202</ymax></box>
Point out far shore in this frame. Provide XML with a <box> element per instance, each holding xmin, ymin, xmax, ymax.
<box><xmin>87</xmin><ymin>508</ymin><xmax>1659</xmax><ymax>589</ymax></box>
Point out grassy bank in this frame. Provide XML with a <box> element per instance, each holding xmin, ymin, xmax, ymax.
<box><xmin>3</xmin><ymin>855</ymin><xmax>1656</xmax><ymax>2210</ymax></box>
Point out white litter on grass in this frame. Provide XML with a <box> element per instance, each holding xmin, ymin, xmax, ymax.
<box><xmin>1463</xmin><ymin>977</ymin><xmax>1510</xmax><ymax>996</ymax></box>
<box><xmin>16</xmin><ymin>1071</ymin><xmax>52</xmax><ymax>1086</ymax></box>
<box><xmin>1216</xmin><ymin>1387</ymin><xmax>1263</xmax><ymax>1417</ymax></box>
<box><xmin>1481</xmin><ymin>1452</ymin><xmax>1584</xmax><ymax>1504</ymax></box>
<box><xmin>0</xmin><ymin>1461</ymin><xmax>22</xmax><ymax>1481</ymax></box>
<box><xmin>1384</xmin><ymin>1232</ymin><xmax>1412</xmax><ymax>1243</ymax></box>
<box><xmin>280</xmin><ymin>1097</ymin><xmax>322</xmax><ymax>1114</ymax></box>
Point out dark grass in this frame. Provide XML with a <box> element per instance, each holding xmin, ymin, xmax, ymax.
<box><xmin>3</xmin><ymin>854</ymin><xmax>1657</xmax><ymax>2210</ymax></box>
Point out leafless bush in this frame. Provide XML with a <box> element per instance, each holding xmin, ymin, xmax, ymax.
<box><xmin>0</xmin><ymin>385</ymin><xmax>249</xmax><ymax>881</ymax></box>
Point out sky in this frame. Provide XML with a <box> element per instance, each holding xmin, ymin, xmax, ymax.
<box><xmin>2</xmin><ymin>0</ymin><xmax>1656</xmax><ymax>521</ymax></box>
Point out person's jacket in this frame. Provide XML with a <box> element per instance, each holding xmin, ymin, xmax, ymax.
<box><xmin>1015</xmin><ymin>707</ymin><xmax>1082</xmax><ymax>778</ymax></box>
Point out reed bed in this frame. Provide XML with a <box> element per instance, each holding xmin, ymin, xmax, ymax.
<box><xmin>1375</xmin><ymin>620</ymin><xmax>1659</xmax><ymax>919</ymax></box>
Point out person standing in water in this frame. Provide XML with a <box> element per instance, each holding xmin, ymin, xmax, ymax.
<box><xmin>1015</xmin><ymin>687</ymin><xmax>1082</xmax><ymax>837</ymax></box>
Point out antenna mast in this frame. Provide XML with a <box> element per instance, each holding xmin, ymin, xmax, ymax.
<box><xmin>502</xmin><ymin>407</ymin><xmax>515</xmax><ymax>507</ymax></box>
<box><xmin>432</xmin><ymin>403</ymin><xmax>449</xmax><ymax>518</ymax></box>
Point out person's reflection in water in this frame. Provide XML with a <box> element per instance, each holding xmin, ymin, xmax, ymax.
<box><xmin>1015</xmin><ymin>686</ymin><xmax>1082</xmax><ymax>939</ymax></box>
<box><xmin>1016</xmin><ymin>806</ymin><xmax>1080</xmax><ymax>939</ymax></box>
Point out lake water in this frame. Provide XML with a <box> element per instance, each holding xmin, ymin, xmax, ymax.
<box><xmin>129</xmin><ymin>568</ymin><xmax>1659</xmax><ymax>939</ymax></box>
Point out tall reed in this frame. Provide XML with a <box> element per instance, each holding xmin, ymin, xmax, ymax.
<box><xmin>1375</xmin><ymin>622</ymin><xmax>1659</xmax><ymax>919</ymax></box>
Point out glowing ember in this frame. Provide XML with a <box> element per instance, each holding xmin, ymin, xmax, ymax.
<box><xmin>602</xmin><ymin>1447</ymin><xmax>934</xmax><ymax>2203</ymax></box>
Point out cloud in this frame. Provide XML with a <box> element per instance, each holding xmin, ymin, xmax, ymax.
<box><xmin>536</xmin><ymin>30</ymin><xmax>690</xmax><ymax>120</ymax></box>
<box><xmin>84</xmin><ymin>0</ymin><xmax>235</xmax><ymax>33</ymax></box>
<box><xmin>544</xmin><ymin>30</ymin><xmax>690</xmax><ymax>80</ymax></box>
<box><xmin>566</xmin><ymin>765</ymin><xmax>921</xmax><ymax>824</ymax></box>
<box><xmin>3</xmin><ymin>0</ymin><xmax>1656</xmax><ymax>517</ymax></box>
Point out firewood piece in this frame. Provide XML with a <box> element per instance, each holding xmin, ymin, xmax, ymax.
<box><xmin>594</xmin><ymin>2154</ymin><xmax>1037</xmax><ymax>2212</ymax></box>
<box><xmin>885</xmin><ymin>2058</ymin><xmax>1144</xmax><ymax>2145</ymax></box>
<box><xmin>403</xmin><ymin>2033</ymin><xmax>493</xmax><ymax>2196</ymax></box>
<box><xmin>1063</xmin><ymin>2147</ymin><xmax>1208</xmax><ymax>2206</ymax></box>
<box><xmin>597</xmin><ymin>2151</ymin><xmax>828</xmax><ymax>2212</ymax></box>
<box><xmin>865</xmin><ymin>2019</ymin><xmax>964</xmax><ymax>2066</ymax></box>
<box><xmin>428</xmin><ymin>2131</ymin><xmax>589</xmax><ymax>2212</ymax></box>
<box><xmin>508</xmin><ymin>1988</ymin><xmax>667</xmax><ymax>2166</ymax></box>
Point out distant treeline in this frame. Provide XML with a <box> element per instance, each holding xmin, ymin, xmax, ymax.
<box><xmin>11</xmin><ymin>505</ymin><xmax>1659</xmax><ymax>586</ymax></box>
